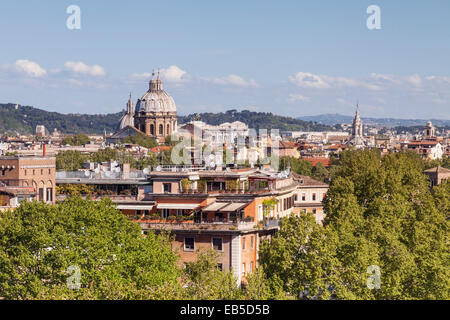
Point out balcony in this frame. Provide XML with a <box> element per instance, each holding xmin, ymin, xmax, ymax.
<box><xmin>138</xmin><ymin>220</ymin><xmax>258</xmax><ymax>232</ymax></box>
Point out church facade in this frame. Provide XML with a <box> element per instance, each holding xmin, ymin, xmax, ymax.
<box><xmin>117</xmin><ymin>71</ymin><xmax>177</xmax><ymax>139</ymax></box>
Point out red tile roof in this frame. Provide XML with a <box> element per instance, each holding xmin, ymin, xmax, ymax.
<box><xmin>301</xmin><ymin>157</ymin><xmax>331</xmax><ymax>167</ymax></box>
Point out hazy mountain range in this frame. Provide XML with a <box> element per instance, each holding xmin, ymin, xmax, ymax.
<box><xmin>298</xmin><ymin>113</ymin><xmax>450</xmax><ymax>128</ymax></box>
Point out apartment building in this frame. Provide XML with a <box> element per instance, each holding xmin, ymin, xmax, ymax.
<box><xmin>292</xmin><ymin>174</ymin><xmax>329</xmax><ymax>225</ymax></box>
<box><xmin>0</xmin><ymin>155</ymin><xmax>56</xmax><ymax>204</ymax></box>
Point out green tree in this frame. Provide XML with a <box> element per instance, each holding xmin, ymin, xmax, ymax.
<box><xmin>56</xmin><ymin>150</ymin><xmax>89</xmax><ymax>171</ymax></box>
<box><xmin>312</xmin><ymin>162</ymin><xmax>329</xmax><ymax>182</ymax></box>
<box><xmin>245</xmin><ymin>267</ymin><xmax>289</xmax><ymax>300</ymax></box>
<box><xmin>0</xmin><ymin>197</ymin><xmax>181</xmax><ymax>300</ymax></box>
<box><xmin>260</xmin><ymin>150</ymin><xmax>449</xmax><ymax>300</ymax></box>
<box><xmin>120</xmin><ymin>133</ymin><xmax>158</xmax><ymax>149</ymax></box>
<box><xmin>89</xmin><ymin>148</ymin><xmax>119</xmax><ymax>163</ymax></box>
<box><xmin>62</xmin><ymin>134</ymin><xmax>90</xmax><ymax>146</ymax></box>
<box><xmin>183</xmin><ymin>249</ymin><xmax>243</xmax><ymax>300</ymax></box>
<box><xmin>279</xmin><ymin>156</ymin><xmax>313</xmax><ymax>176</ymax></box>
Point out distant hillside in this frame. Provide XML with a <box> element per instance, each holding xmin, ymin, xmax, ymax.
<box><xmin>298</xmin><ymin>113</ymin><xmax>450</xmax><ymax>128</ymax></box>
<box><xmin>0</xmin><ymin>103</ymin><xmax>122</xmax><ymax>135</ymax></box>
<box><xmin>179</xmin><ymin>109</ymin><xmax>335</xmax><ymax>131</ymax></box>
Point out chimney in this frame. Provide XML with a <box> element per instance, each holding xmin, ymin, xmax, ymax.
<box><xmin>43</xmin><ymin>144</ymin><xmax>46</xmax><ymax>157</ymax></box>
<box><xmin>121</xmin><ymin>163</ymin><xmax>130</xmax><ymax>179</ymax></box>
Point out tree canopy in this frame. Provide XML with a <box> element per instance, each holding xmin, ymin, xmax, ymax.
<box><xmin>0</xmin><ymin>197</ymin><xmax>181</xmax><ymax>299</ymax></box>
<box><xmin>260</xmin><ymin>150</ymin><xmax>449</xmax><ymax>300</ymax></box>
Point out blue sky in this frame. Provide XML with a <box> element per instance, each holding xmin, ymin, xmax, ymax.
<box><xmin>0</xmin><ymin>0</ymin><xmax>449</xmax><ymax>119</ymax></box>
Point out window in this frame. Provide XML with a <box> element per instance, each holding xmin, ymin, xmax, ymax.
<box><xmin>323</xmin><ymin>193</ymin><xmax>326</xmax><ymax>200</ymax></box>
<box><xmin>162</xmin><ymin>209</ymin><xmax>170</xmax><ymax>219</ymax></box>
<box><xmin>163</xmin><ymin>183</ymin><xmax>172</xmax><ymax>193</ymax></box>
<box><xmin>294</xmin><ymin>194</ymin><xmax>298</xmax><ymax>201</ymax></box>
<box><xmin>46</xmin><ymin>188</ymin><xmax>53</xmax><ymax>202</ymax></box>
<box><xmin>250</xmin><ymin>262</ymin><xmax>254</xmax><ymax>273</ymax></box>
<box><xmin>258</xmin><ymin>205</ymin><xmax>263</xmax><ymax>221</ymax></box>
<box><xmin>242</xmin><ymin>237</ymin><xmax>246</xmax><ymax>250</ymax></box>
<box><xmin>250</xmin><ymin>236</ymin><xmax>254</xmax><ymax>250</ymax></box>
<box><xmin>159</xmin><ymin>124</ymin><xmax>163</xmax><ymax>135</ymax></box>
<box><xmin>167</xmin><ymin>124</ymin><xmax>170</xmax><ymax>134</ymax></box>
<box><xmin>312</xmin><ymin>193</ymin><xmax>316</xmax><ymax>201</ymax></box>
<box><xmin>184</xmin><ymin>237</ymin><xmax>194</xmax><ymax>251</ymax></box>
<box><xmin>150</xmin><ymin>124</ymin><xmax>154</xmax><ymax>135</ymax></box>
<box><xmin>313</xmin><ymin>209</ymin><xmax>317</xmax><ymax>214</ymax></box>
<box><xmin>1</xmin><ymin>170</ymin><xmax>4</xmax><ymax>176</ymax></box>
<box><xmin>217</xmin><ymin>263</ymin><xmax>223</xmax><ymax>271</ymax></box>
<box><xmin>212</xmin><ymin>238</ymin><xmax>223</xmax><ymax>251</ymax></box>
<box><xmin>25</xmin><ymin>170</ymin><xmax>27</xmax><ymax>176</ymax></box>
<box><xmin>41</xmin><ymin>169</ymin><xmax>43</xmax><ymax>175</ymax></box>
<box><xmin>48</xmin><ymin>169</ymin><xmax>51</xmax><ymax>174</ymax></box>
<box><xmin>302</xmin><ymin>193</ymin><xmax>306</xmax><ymax>201</ymax></box>
<box><xmin>242</xmin><ymin>263</ymin><xmax>246</xmax><ymax>276</ymax></box>
<box><xmin>39</xmin><ymin>188</ymin><xmax>44</xmax><ymax>202</ymax></box>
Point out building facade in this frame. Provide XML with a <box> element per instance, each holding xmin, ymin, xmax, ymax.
<box><xmin>0</xmin><ymin>155</ymin><xmax>56</xmax><ymax>204</ymax></box>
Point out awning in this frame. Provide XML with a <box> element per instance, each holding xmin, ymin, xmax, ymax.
<box><xmin>202</xmin><ymin>202</ymin><xmax>229</xmax><ymax>212</ymax></box>
<box><xmin>157</xmin><ymin>203</ymin><xmax>200</xmax><ymax>210</ymax></box>
<box><xmin>116</xmin><ymin>204</ymin><xmax>154</xmax><ymax>210</ymax></box>
<box><xmin>218</xmin><ymin>202</ymin><xmax>249</xmax><ymax>212</ymax></box>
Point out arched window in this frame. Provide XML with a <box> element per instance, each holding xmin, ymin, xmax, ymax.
<box><xmin>159</xmin><ymin>124</ymin><xmax>163</xmax><ymax>135</ymax></box>
<box><xmin>167</xmin><ymin>124</ymin><xmax>170</xmax><ymax>135</ymax></box>
<box><xmin>150</xmin><ymin>124</ymin><xmax>154</xmax><ymax>135</ymax></box>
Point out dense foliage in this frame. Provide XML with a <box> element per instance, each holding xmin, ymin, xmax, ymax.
<box><xmin>0</xmin><ymin>197</ymin><xmax>181</xmax><ymax>299</ymax></box>
<box><xmin>179</xmin><ymin>109</ymin><xmax>334</xmax><ymax>131</ymax></box>
<box><xmin>279</xmin><ymin>156</ymin><xmax>329</xmax><ymax>182</ymax></box>
<box><xmin>260</xmin><ymin>150</ymin><xmax>449</xmax><ymax>299</ymax></box>
<box><xmin>119</xmin><ymin>132</ymin><xmax>158</xmax><ymax>149</ymax></box>
<box><xmin>0</xmin><ymin>103</ymin><xmax>122</xmax><ymax>135</ymax></box>
<box><xmin>61</xmin><ymin>134</ymin><xmax>90</xmax><ymax>146</ymax></box>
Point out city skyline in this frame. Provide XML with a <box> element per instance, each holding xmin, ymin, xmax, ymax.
<box><xmin>1</xmin><ymin>0</ymin><xmax>450</xmax><ymax>119</ymax></box>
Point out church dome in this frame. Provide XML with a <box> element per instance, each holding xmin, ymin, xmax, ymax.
<box><xmin>135</xmin><ymin>74</ymin><xmax>177</xmax><ymax>114</ymax></box>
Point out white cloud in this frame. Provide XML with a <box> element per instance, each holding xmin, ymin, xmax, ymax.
<box><xmin>126</xmin><ymin>66</ymin><xmax>188</xmax><ymax>84</ymax></box>
<box><xmin>289</xmin><ymin>72</ymin><xmax>330</xmax><ymax>89</ymax></box>
<box><xmin>287</xmin><ymin>93</ymin><xmax>310</xmax><ymax>103</ymax></box>
<box><xmin>290</xmin><ymin>72</ymin><xmax>380</xmax><ymax>90</ymax></box>
<box><xmin>64</xmin><ymin>61</ymin><xmax>106</xmax><ymax>76</ymax></box>
<box><xmin>407</xmin><ymin>74</ymin><xmax>422</xmax><ymax>86</ymax></box>
<box><xmin>204</xmin><ymin>74</ymin><xmax>259</xmax><ymax>88</ymax></box>
<box><xmin>14</xmin><ymin>59</ymin><xmax>47</xmax><ymax>77</ymax></box>
<box><xmin>128</xmin><ymin>72</ymin><xmax>152</xmax><ymax>82</ymax></box>
<box><xmin>160</xmin><ymin>65</ymin><xmax>188</xmax><ymax>82</ymax></box>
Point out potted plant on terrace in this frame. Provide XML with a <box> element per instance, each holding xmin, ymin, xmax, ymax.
<box><xmin>262</xmin><ymin>197</ymin><xmax>278</xmax><ymax>228</ymax></box>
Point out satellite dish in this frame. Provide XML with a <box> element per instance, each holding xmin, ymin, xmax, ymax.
<box><xmin>156</xmin><ymin>166</ymin><xmax>162</xmax><ymax>172</ymax></box>
<box><xmin>210</xmin><ymin>161</ymin><xmax>216</xmax><ymax>168</ymax></box>
<box><xmin>143</xmin><ymin>168</ymin><xmax>150</xmax><ymax>174</ymax></box>
<box><xmin>115</xmin><ymin>167</ymin><xmax>121</xmax><ymax>173</ymax></box>
<box><xmin>102</xmin><ymin>167</ymin><xmax>107</xmax><ymax>172</ymax></box>
<box><xmin>94</xmin><ymin>167</ymin><xmax>100</xmax><ymax>174</ymax></box>
<box><xmin>84</xmin><ymin>171</ymin><xmax>90</xmax><ymax>177</ymax></box>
